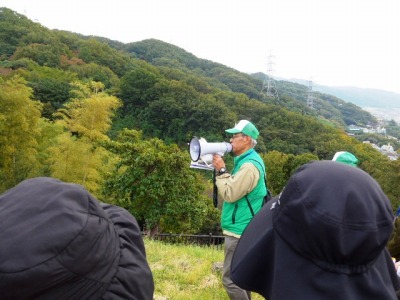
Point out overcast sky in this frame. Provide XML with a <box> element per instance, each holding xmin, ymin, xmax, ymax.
<box><xmin>2</xmin><ymin>0</ymin><xmax>400</xmax><ymax>94</ymax></box>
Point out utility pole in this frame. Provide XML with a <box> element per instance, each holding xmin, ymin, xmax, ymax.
<box><xmin>261</xmin><ymin>52</ymin><xmax>279</xmax><ymax>102</ymax></box>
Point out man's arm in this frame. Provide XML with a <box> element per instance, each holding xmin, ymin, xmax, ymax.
<box><xmin>215</xmin><ymin>163</ymin><xmax>260</xmax><ymax>203</ymax></box>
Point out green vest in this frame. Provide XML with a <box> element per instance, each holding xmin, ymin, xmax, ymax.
<box><xmin>221</xmin><ymin>148</ymin><xmax>267</xmax><ymax>235</ymax></box>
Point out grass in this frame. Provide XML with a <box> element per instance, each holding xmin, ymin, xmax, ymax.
<box><xmin>144</xmin><ymin>238</ymin><xmax>264</xmax><ymax>300</ymax></box>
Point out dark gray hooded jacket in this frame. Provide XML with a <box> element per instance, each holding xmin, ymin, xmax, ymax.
<box><xmin>232</xmin><ymin>161</ymin><xmax>400</xmax><ymax>299</ymax></box>
<box><xmin>0</xmin><ymin>177</ymin><xmax>154</xmax><ymax>299</ymax></box>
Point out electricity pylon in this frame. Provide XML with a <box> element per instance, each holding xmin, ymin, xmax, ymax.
<box><xmin>261</xmin><ymin>53</ymin><xmax>279</xmax><ymax>102</ymax></box>
<box><xmin>307</xmin><ymin>79</ymin><xmax>314</xmax><ymax>109</ymax></box>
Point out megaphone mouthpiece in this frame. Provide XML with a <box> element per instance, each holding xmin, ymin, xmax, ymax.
<box><xmin>189</xmin><ymin>137</ymin><xmax>232</xmax><ymax>162</ymax></box>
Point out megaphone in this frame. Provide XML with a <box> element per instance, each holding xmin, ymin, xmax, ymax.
<box><xmin>189</xmin><ymin>137</ymin><xmax>232</xmax><ymax>162</ymax></box>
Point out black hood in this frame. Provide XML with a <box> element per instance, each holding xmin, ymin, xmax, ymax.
<box><xmin>0</xmin><ymin>177</ymin><xmax>154</xmax><ymax>299</ymax></box>
<box><xmin>231</xmin><ymin>161</ymin><xmax>399</xmax><ymax>299</ymax></box>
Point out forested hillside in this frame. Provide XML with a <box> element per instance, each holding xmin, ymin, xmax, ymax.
<box><xmin>1</xmin><ymin>7</ymin><xmax>399</xmax><ymax>234</ymax></box>
<box><xmin>125</xmin><ymin>39</ymin><xmax>377</xmax><ymax>128</ymax></box>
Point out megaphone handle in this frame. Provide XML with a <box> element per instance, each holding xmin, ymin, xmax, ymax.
<box><xmin>213</xmin><ymin>169</ymin><xmax>218</xmax><ymax>208</ymax></box>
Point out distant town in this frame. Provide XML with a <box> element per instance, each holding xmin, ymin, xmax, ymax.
<box><xmin>348</xmin><ymin>124</ymin><xmax>399</xmax><ymax>161</ymax></box>
<box><xmin>364</xmin><ymin>107</ymin><xmax>400</xmax><ymax>124</ymax></box>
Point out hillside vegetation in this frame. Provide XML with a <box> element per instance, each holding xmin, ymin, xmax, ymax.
<box><xmin>1</xmin><ymin>7</ymin><xmax>399</xmax><ymax>234</ymax></box>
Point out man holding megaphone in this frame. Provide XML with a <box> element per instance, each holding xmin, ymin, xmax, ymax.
<box><xmin>212</xmin><ymin>120</ymin><xmax>269</xmax><ymax>300</ymax></box>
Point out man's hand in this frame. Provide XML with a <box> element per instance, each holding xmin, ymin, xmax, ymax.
<box><xmin>213</xmin><ymin>154</ymin><xmax>226</xmax><ymax>171</ymax></box>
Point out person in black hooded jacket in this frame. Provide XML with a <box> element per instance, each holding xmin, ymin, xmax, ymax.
<box><xmin>0</xmin><ymin>177</ymin><xmax>154</xmax><ymax>300</ymax></box>
<box><xmin>231</xmin><ymin>160</ymin><xmax>400</xmax><ymax>300</ymax></box>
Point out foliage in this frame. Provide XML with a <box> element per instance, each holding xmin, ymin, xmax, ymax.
<box><xmin>0</xmin><ymin>8</ymin><xmax>36</xmax><ymax>58</ymax></box>
<box><xmin>54</xmin><ymin>89</ymin><xmax>122</xmax><ymax>141</ymax></box>
<box><xmin>316</xmin><ymin>92</ymin><xmax>377</xmax><ymax>126</ymax></box>
<box><xmin>13</xmin><ymin>43</ymin><xmax>62</xmax><ymax>68</ymax></box>
<box><xmin>77</xmin><ymin>38</ymin><xmax>134</xmax><ymax>77</ymax></box>
<box><xmin>47</xmin><ymin>133</ymin><xmax>109</xmax><ymax>193</ymax></box>
<box><xmin>262</xmin><ymin>151</ymin><xmax>290</xmax><ymax>195</ymax></box>
<box><xmin>0</xmin><ymin>8</ymin><xmax>399</xmax><ymax>225</ymax></box>
<box><xmin>124</xmin><ymin>39</ymin><xmax>201</xmax><ymax>69</ymax></box>
<box><xmin>48</xmin><ymin>88</ymin><xmax>122</xmax><ymax>194</ymax></box>
<box><xmin>102</xmin><ymin>129</ymin><xmax>218</xmax><ymax>235</ymax></box>
<box><xmin>354</xmin><ymin>142</ymin><xmax>400</xmax><ymax>206</ymax></box>
<box><xmin>67</xmin><ymin>62</ymin><xmax>120</xmax><ymax>90</ymax></box>
<box><xmin>0</xmin><ymin>76</ymin><xmax>42</xmax><ymax>190</ymax></box>
<box><xmin>34</xmin><ymin>118</ymin><xmax>64</xmax><ymax>177</ymax></box>
<box><xmin>145</xmin><ymin>79</ymin><xmax>236</xmax><ymax>143</ymax></box>
<box><xmin>355</xmin><ymin>132</ymin><xmax>400</xmax><ymax>150</ymax></box>
<box><xmin>122</xmin><ymin>39</ymin><xmax>378</xmax><ymax>128</ymax></box>
<box><xmin>118</xmin><ymin>65</ymin><xmax>160</xmax><ymax>114</ymax></box>
<box><xmin>262</xmin><ymin>151</ymin><xmax>319</xmax><ymax>195</ymax></box>
<box><xmin>19</xmin><ymin>64</ymin><xmax>78</xmax><ymax>117</ymax></box>
<box><xmin>387</xmin><ymin>119</ymin><xmax>400</xmax><ymax>139</ymax></box>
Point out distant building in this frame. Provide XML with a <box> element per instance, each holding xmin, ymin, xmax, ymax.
<box><xmin>380</xmin><ymin>143</ymin><xmax>399</xmax><ymax>160</ymax></box>
<box><xmin>363</xmin><ymin>126</ymin><xmax>386</xmax><ymax>135</ymax></box>
<box><xmin>381</xmin><ymin>143</ymin><xmax>394</xmax><ymax>152</ymax></box>
<box><xmin>348</xmin><ymin>124</ymin><xmax>362</xmax><ymax>133</ymax></box>
<box><xmin>363</xmin><ymin>141</ymin><xmax>398</xmax><ymax>160</ymax></box>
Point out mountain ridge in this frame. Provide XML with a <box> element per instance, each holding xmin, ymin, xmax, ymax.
<box><xmin>0</xmin><ymin>8</ymin><xmax>386</xmax><ymax>128</ymax></box>
<box><xmin>281</xmin><ymin>77</ymin><xmax>400</xmax><ymax>109</ymax></box>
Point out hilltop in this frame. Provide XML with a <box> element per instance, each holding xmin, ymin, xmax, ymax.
<box><xmin>1</xmin><ymin>7</ymin><xmax>399</xmax><ymax>213</ymax></box>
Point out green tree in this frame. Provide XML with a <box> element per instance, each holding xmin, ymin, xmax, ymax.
<box><xmin>102</xmin><ymin>129</ymin><xmax>215</xmax><ymax>236</ymax></box>
<box><xmin>34</xmin><ymin>118</ymin><xmax>64</xmax><ymax>177</ymax></box>
<box><xmin>354</xmin><ymin>142</ymin><xmax>399</xmax><ymax>206</ymax></box>
<box><xmin>13</xmin><ymin>43</ymin><xmax>61</xmax><ymax>68</ymax></box>
<box><xmin>48</xmin><ymin>133</ymin><xmax>113</xmax><ymax>193</ymax></box>
<box><xmin>22</xmin><ymin>65</ymin><xmax>77</xmax><ymax>117</ymax></box>
<box><xmin>54</xmin><ymin>88</ymin><xmax>122</xmax><ymax>141</ymax></box>
<box><xmin>67</xmin><ymin>62</ymin><xmax>120</xmax><ymax>90</ymax></box>
<box><xmin>0</xmin><ymin>8</ymin><xmax>32</xmax><ymax>58</ymax></box>
<box><xmin>143</xmin><ymin>79</ymin><xmax>235</xmax><ymax>143</ymax></box>
<box><xmin>118</xmin><ymin>66</ymin><xmax>160</xmax><ymax>114</ymax></box>
<box><xmin>77</xmin><ymin>38</ymin><xmax>133</xmax><ymax>76</ymax></box>
<box><xmin>262</xmin><ymin>151</ymin><xmax>319</xmax><ymax>195</ymax></box>
<box><xmin>263</xmin><ymin>151</ymin><xmax>290</xmax><ymax>195</ymax></box>
<box><xmin>391</xmin><ymin>159</ymin><xmax>400</xmax><ymax>208</ymax></box>
<box><xmin>0</xmin><ymin>76</ymin><xmax>42</xmax><ymax>191</ymax></box>
<box><xmin>48</xmin><ymin>88</ymin><xmax>122</xmax><ymax>193</ymax></box>
<box><xmin>285</xmin><ymin>152</ymin><xmax>319</xmax><ymax>176</ymax></box>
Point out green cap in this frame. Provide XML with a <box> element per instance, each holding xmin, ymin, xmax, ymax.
<box><xmin>225</xmin><ymin>120</ymin><xmax>259</xmax><ymax>140</ymax></box>
<box><xmin>332</xmin><ymin>151</ymin><xmax>359</xmax><ymax>167</ymax></box>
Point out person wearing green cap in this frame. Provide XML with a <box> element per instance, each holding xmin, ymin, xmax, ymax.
<box><xmin>332</xmin><ymin>150</ymin><xmax>400</xmax><ymax>280</ymax></box>
<box><xmin>212</xmin><ymin>120</ymin><xmax>268</xmax><ymax>300</ymax></box>
<box><xmin>332</xmin><ymin>151</ymin><xmax>359</xmax><ymax>167</ymax></box>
